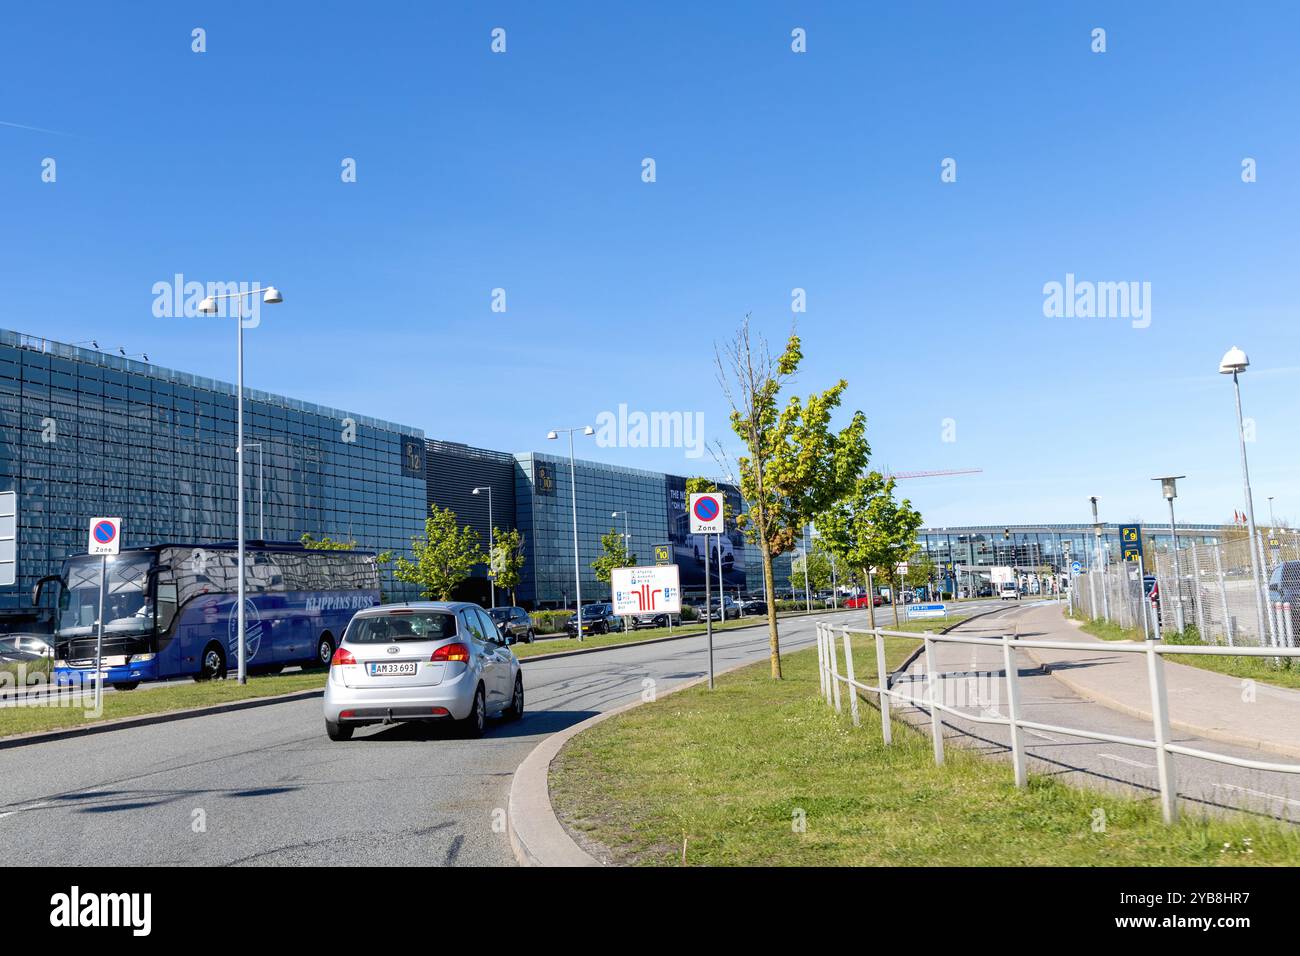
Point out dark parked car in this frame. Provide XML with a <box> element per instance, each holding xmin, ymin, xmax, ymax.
<box><xmin>737</xmin><ymin>598</ymin><xmax>767</xmax><ymax>616</ymax></box>
<box><xmin>489</xmin><ymin>606</ymin><xmax>535</xmax><ymax>644</ymax></box>
<box><xmin>707</xmin><ymin>596</ymin><xmax>741</xmax><ymax>621</ymax></box>
<box><xmin>563</xmin><ymin>603</ymin><xmax>623</xmax><ymax>636</ymax></box>
<box><xmin>631</xmin><ymin>612</ymin><xmax>681</xmax><ymax>630</ymax></box>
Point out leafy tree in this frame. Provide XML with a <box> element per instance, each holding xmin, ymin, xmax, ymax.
<box><xmin>491</xmin><ymin>527</ymin><xmax>526</xmax><ymax>606</ymax></box>
<box><xmin>591</xmin><ymin>527</ymin><xmax>635</xmax><ymax>587</ymax></box>
<box><xmin>790</xmin><ymin>538</ymin><xmax>835</xmax><ymax>596</ymax></box>
<box><xmin>392</xmin><ymin>505</ymin><xmax>484</xmax><ymax>600</ymax></box>
<box><xmin>817</xmin><ymin>472</ymin><xmax>922</xmax><ymax>629</ymax></box>
<box><xmin>904</xmin><ymin>554</ymin><xmax>937</xmax><ymax>595</ymax></box>
<box><xmin>718</xmin><ymin>317</ymin><xmax>868</xmax><ymax>678</ymax></box>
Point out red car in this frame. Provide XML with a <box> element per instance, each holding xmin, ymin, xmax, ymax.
<box><xmin>845</xmin><ymin>595</ymin><xmax>883</xmax><ymax>609</ymax></box>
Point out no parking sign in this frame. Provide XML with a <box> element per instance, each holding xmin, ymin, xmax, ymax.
<box><xmin>688</xmin><ymin>493</ymin><xmax>723</xmax><ymax>534</ymax></box>
<box><xmin>88</xmin><ymin>517</ymin><xmax>121</xmax><ymax>556</ymax></box>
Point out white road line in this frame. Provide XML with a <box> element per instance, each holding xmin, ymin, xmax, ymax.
<box><xmin>1212</xmin><ymin>782</ymin><xmax>1300</xmax><ymax>808</ymax></box>
<box><xmin>1026</xmin><ymin>729</ymin><xmax>1067</xmax><ymax>743</ymax></box>
<box><xmin>1099</xmin><ymin>752</ymin><xmax>1154</xmax><ymax>770</ymax></box>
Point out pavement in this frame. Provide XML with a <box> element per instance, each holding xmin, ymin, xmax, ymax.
<box><xmin>0</xmin><ymin>611</ymin><xmax>843</xmax><ymax>866</ymax></box>
<box><xmin>892</xmin><ymin>601</ymin><xmax>1300</xmax><ymax>822</ymax></box>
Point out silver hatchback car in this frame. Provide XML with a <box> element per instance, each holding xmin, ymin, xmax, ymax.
<box><xmin>323</xmin><ymin>602</ymin><xmax>523</xmax><ymax>741</ymax></box>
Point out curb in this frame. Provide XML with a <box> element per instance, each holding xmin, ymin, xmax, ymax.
<box><xmin>0</xmin><ymin>687</ymin><xmax>324</xmax><ymax>750</ymax></box>
<box><xmin>507</xmin><ymin>653</ymin><xmax>783</xmax><ymax>866</ymax></box>
<box><xmin>515</xmin><ymin>607</ymin><xmax>859</xmax><ymax>664</ymax></box>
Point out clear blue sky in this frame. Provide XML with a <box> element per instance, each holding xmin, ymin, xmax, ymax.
<box><xmin>3</xmin><ymin>1</ymin><xmax>1298</xmax><ymax>529</ymax></box>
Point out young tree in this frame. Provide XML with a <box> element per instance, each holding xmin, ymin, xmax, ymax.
<box><xmin>392</xmin><ymin>505</ymin><xmax>484</xmax><ymax>600</ymax></box>
<box><xmin>491</xmin><ymin>527</ymin><xmax>526</xmax><ymax>606</ymax></box>
<box><xmin>790</xmin><ymin>539</ymin><xmax>835</xmax><ymax>596</ymax></box>
<box><xmin>591</xmin><ymin>527</ymin><xmax>635</xmax><ymax>588</ymax></box>
<box><xmin>719</xmin><ymin>317</ymin><xmax>868</xmax><ymax>678</ymax></box>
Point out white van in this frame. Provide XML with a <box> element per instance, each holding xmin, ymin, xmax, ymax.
<box><xmin>999</xmin><ymin>581</ymin><xmax>1020</xmax><ymax>601</ymax></box>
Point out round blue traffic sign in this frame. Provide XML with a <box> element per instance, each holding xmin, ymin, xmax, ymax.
<box><xmin>693</xmin><ymin>496</ymin><xmax>719</xmax><ymax>522</ymax></box>
<box><xmin>92</xmin><ymin>520</ymin><xmax>117</xmax><ymax>544</ymax></box>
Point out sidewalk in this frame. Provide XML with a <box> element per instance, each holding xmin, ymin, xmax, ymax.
<box><xmin>1020</xmin><ymin>604</ymin><xmax>1300</xmax><ymax>760</ymax></box>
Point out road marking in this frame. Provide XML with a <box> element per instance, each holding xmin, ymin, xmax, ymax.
<box><xmin>1026</xmin><ymin>729</ymin><xmax>1066</xmax><ymax>743</ymax></box>
<box><xmin>1099</xmin><ymin>752</ymin><xmax>1154</xmax><ymax>769</ymax></box>
<box><xmin>1212</xmin><ymin>782</ymin><xmax>1300</xmax><ymax>808</ymax></box>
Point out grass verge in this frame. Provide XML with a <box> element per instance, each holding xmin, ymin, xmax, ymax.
<box><xmin>549</xmin><ymin>628</ymin><xmax>1300</xmax><ymax>865</ymax></box>
<box><xmin>1079</xmin><ymin>618</ymin><xmax>1300</xmax><ymax>690</ymax></box>
<box><xmin>0</xmin><ymin>668</ymin><xmax>328</xmax><ymax>738</ymax></box>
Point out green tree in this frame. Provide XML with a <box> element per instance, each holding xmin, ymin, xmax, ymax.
<box><xmin>591</xmin><ymin>527</ymin><xmax>635</xmax><ymax>587</ymax></box>
<box><xmin>790</xmin><ymin>539</ymin><xmax>835</xmax><ymax>596</ymax></box>
<box><xmin>392</xmin><ymin>505</ymin><xmax>484</xmax><ymax>600</ymax></box>
<box><xmin>816</xmin><ymin>472</ymin><xmax>922</xmax><ymax>628</ymax></box>
<box><xmin>491</xmin><ymin>527</ymin><xmax>526</xmax><ymax>606</ymax></box>
<box><xmin>904</xmin><ymin>554</ymin><xmax>937</xmax><ymax>595</ymax></box>
<box><xmin>719</xmin><ymin>317</ymin><xmax>868</xmax><ymax>678</ymax></box>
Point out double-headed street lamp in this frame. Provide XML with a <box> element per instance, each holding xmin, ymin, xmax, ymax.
<box><xmin>197</xmin><ymin>285</ymin><xmax>282</xmax><ymax>684</ymax></box>
<box><xmin>1152</xmin><ymin>475</ymin><xmax>1186</xmax><ymax>633</ymax></box>
<box><xmin>547</xmin><ymin>425</ymin><xmax>593</xmax><ymax>639</ymax></box>
<box><xmin>1220</xmin><ymin>346</ymin><xmax>1270</xmax><ymax>645</ymax></box>
<box><xmin>472</xmin><ymin>486</ymin><xmax>495</xmax><ymax>609</ymax></box>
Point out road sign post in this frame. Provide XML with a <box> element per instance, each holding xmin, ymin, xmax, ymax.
<box><xmin>88</xmin><ymin>517</ymin><xmax>121</xmax><ymax>713</ymax></box>
<box><xmin>689</xmin><ymin>493</ymin><xmax>723</xmax><ymax>689</ymax></box>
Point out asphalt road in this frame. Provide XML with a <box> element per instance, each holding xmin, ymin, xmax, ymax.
<box><xmin>0</xmin><ymin>612</ymin><xmax>843</xmax><ymax>866</ymax></box>
<box><xmin>894</xmin><ymin>601</ymin><xmax>1300</xmax><ymax>822</ymax></box>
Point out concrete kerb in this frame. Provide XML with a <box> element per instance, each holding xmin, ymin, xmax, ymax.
<box><xmin>0</xmin><ymin>687</ymin><xmax>324</xmax><ymax>751</ymax></box>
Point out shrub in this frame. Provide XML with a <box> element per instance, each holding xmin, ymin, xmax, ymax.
<box><xmin>530</xmin><ymin>610</ymin><xmax>572</xmax><ymax>634</ymax></box>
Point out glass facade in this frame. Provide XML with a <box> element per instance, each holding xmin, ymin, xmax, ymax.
<box><xmin>0</xmin><ymin>329</ymin><xmax>426</xmax><ymax>624</ymax></box>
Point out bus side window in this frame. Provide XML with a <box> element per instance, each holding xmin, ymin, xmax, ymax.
<box><xmin>157</xmin><ymin>582</ymin><xmax>179</xmax><ymax>632</ymax></box>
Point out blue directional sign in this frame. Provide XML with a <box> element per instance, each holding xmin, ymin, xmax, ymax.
<box><xmin>1071</xmin><ymin>560</ymin><xmax>1082</xmax><ymax>574</ymax></box>
<box><xmin>906</xmin><ymin>603</ymin><xmax>947</xmax><ymax>619</ymax></box>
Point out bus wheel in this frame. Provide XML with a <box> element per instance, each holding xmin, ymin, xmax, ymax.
<box><xmin>315</xmin><ymin>633</ymin><xmax>335</xmax><ymax>668</ymax></box>
<box><xmin>197</xmin><ymin>643</ymin><xmax>226</xmax><ymax>681</ymax></box>
<box><xmin>111</xmin><ymin>682</ymin><xmax>140</xmax><ymax>691</ymax></box>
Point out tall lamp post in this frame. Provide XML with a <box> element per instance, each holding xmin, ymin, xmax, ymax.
<box><xmin>472</xmin><ymin>486</ymin><xmax>495</xmax><ymax>609</ymax></box>
<box><xmin>244</xmin><ymin>442</ymin><xmax>265</xmax><ymax>539</ymax></box>
<box><xmin>197</xmin><ymin>285</ymin><xmax>282</xmax><ymax>684</ymax></box>
<box><xmin>1220</xmin><ymin>346</ymin><xmax>1271</xmax><ymax>645</ymax></box>
<box><xmin>1152</xmin><ymin>475</ymin><xmax>1186</xmax><ymax>634</ymax></box>
<box><xmin>1090</xmin><ymin>496</ymin><xmax>1108</xmax><ymax>621</ymax></box>
<box><xmin>547</xmin><ymin>426</ymin><xmax>594</xmax><ymax>639</ymax></box>
<box><xmin>612</xmin><ymin>510</ymin><xmax>633</xmax><ymax>631</ymax></box>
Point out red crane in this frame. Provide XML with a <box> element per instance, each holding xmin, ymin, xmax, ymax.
<box><xmin>883</xmin><ymin>468</ymin><xmax>983</xmax><ymax>481</ymax></box>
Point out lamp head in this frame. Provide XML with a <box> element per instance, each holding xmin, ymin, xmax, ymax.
<box><xmin>546</xmin><ymin>430</ymin><xmax>558</xmax><ymax>441</ymax></box>
<box><xmin>1219</xmin><ymin>346</ymin><xmax>1249</xmax><ymax>374</ymax></box>
<box><xmin>582</xmin><ymin>425</ymin><xmax>594</xmax><ymax>436</ymax></box>
<box><xmin>197</xmin><ymin>296</ymin><xmax>219</xmax><ymax>314</ymax></box>
<box><xmin>1152</xmin><ymin>475</ymin><xmax>1184</xmax><ymax>500</ymax></box>
<box><xmin>262</xmin><ymin>286</ymin><xmax>283</xmax><ymax>304</ymax></box>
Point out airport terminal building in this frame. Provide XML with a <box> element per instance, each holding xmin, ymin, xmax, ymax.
<box><xmin>0</xmin><ymin>328</ymin><xmax>778</xmax><ymax>628</ymax></box>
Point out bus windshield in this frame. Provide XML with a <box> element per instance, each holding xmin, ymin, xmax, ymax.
<box><xmin>56</xmin><ymin>553</ymin><xmax>156</xmax><ymax>638</ymax></box>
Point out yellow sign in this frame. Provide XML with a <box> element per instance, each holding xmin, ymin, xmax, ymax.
<box><xmin>1123</xmin><ymin>547</ymin><xmax>1141</xmax><ymax>562</ymax></box>
<box><xmin>653</xmin><ymin>543</ymin><xmax>672</xmax><ymax>566</ymax></box>
<box><xmin>1122</xmin><ymin>527</ymin><xmax>1139</xmax><ymax>543</ymax></box>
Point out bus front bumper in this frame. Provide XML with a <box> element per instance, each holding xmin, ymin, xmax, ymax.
<box><xmin>55</xmin><ymin>655</ymin><xmax>159</xmax><ymax>686</ymax></box>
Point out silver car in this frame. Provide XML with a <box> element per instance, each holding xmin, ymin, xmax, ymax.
<box><xmin>323</xmin><ymin>602</ymin><xmax>523</xmax><ymax>741</ymax></box>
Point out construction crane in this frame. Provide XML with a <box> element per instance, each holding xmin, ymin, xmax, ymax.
<box><xmin>883</xmin><ymin>468</ymin><xmax>983</xmax><ymax>481</ymax></box>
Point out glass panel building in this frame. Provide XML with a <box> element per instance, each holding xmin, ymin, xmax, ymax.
<box><xmin>0</xmin><ymin>329</ymin><xmax>427</xmax><ymax>626</ymax></box>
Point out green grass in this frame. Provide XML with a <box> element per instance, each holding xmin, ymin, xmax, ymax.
<box><xmin>0</xmin><ymin>668</ymin><xmax>328</xmax><ymax>738</ymax></box>
<box><xmin>513</xmin><ymin>607</ymin><xmax>859</xmax><ymax>659</ymax></box>
<box><xmin>1079</xmin><ymin>618</ymin><xmax>1300</xmax><ymax>690</ymax></box>
<box><xmin>550</xmin><ymin>629</ymin><xmax>1300</xmax><ymax>865</ymax></box>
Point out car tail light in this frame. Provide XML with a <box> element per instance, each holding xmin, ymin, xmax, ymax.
<box><xmin>331</xmin><ymin>646</ymin><xmax>356</xmax><ymax>666</ymax></box>
<box><xmin>430</xmin><ymin>707</ymin><xmax>450</xmax><ymax>716</ymax></box>
<box><xmin>340</xmin><ymin>710</ymin><xmax>356</xmax><ymax>719</ymax></box>
<box><xmin>431</xmin><ymin>642</ymin><xmax>470</xmax><ymax>663</ymax></box>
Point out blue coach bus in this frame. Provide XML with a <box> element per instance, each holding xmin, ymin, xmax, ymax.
<box><xmin>33</xmin><ymin>542</ymin><xmax>381</xmax><ymax>690</ymax></box>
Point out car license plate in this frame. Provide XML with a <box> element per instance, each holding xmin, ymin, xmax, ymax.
<box><xmin>368</xmin><ymin>661</ymin><xmax>416</xmax><ymax>676</ymax></box>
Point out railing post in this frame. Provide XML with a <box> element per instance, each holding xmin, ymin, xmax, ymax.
<box><xmin>1190</xmin><ymin>544</ymin><xmax>1206</xmax><ymax>641</ymax></box>
<box><xmin>874</xmin><ymin>627</ymin><xmax>892</xmax><ymax>746</ymax></box>
<box><xmin>1001</xmin><ymin>635</ymin><xmax>1026</xmax><ymax>787</ymax></box>
<box><xmin>816</xmin><ymin>623</ymin><xmax>827</xmax><ymax>700</ymax></box>
<box><xmin>1214</xmin><ymin>545</ymin><xmax>1234</xmax><ymax>647</ymax></box>
<box><xmin>842</xmin><ymin>630</ymin><xmax>860</xmax><ymax>727</ymax></box>
<box><xmin>923</xmin><ymin>634</ymin><xmax>944</xmax><ymax>766</ymax></box>
<box><xmin>1144</xmin><ymin>643</ymin><xmax>1178</xmax><ymax>823</ymax></box>
<box><xmin>829</xmin><ymin>627</ymin><xmax>842</xmax><ymax>714</ymax></box>
<box><xmin>1286</xmin><ymin>603</ymin><xmax>1295</xmax><ymax>649</ymax></box>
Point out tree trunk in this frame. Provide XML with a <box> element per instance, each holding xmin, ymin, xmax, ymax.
<box><xmin>762</xmin><ymin>549</ymin><xmax>782</xmax><ymax>679</ymax></box>
<box><xmin>892</xmin><ymin>572</ymin><xmax>901</xmax><ymax>628</ymax></box>
<box><xmin>864</xmin><ymin>567</ymin><xmax>876</xmax><ymax>630</ymax></box>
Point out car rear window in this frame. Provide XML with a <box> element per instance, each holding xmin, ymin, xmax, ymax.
<box><xmin>347</xmin><ymin>612</ymin><xmax>456</xmax><ymax>643</ymax></box>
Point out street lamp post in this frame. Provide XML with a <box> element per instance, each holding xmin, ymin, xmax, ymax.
<box><xmin>1090</xmin><ymin>497</ymin><xmax>1108</xmax><ymax>621</ymax></box>
<box><xmin>473</xmin><ymin>486</ymin><xmax>495</xmax><ymax>609</ymax></box>
<box><xmin>612</xmin><ymin>510</ymin><xmax>633</xmax><ymax>631</ymax></box>
<box><xmin>548</xmin><ymin>426</ymin><xmax>594</xmax><ymax>639</ymax></box>
<box><xmin>197</xmin><ymin>285</ymin><xmax>282</xmax><ymax>684</ymax></box>
<box><xmin>1220</xmin><ymin>346</ymin><xmax>1271</xmax><ymax>646</ymax></box>
<box><xmin>1152</xmin><ymin>475</ymin><xmax>1187</xmax><ymax>634</ymax></box>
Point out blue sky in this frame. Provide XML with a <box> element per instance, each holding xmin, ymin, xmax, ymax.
<box><xmin>2</xmin><ymin>1</ymin><xmax>1298</xmax><ymax>529</ymax></box>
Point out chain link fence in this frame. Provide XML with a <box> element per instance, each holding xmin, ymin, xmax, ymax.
<box><xmin>1070</xmin><ymin>532</ymin><xmax>1300</xmax><ymax>648</ymax></box>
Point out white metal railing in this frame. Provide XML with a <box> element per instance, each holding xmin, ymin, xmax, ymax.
<box><xmin>814</xmin><ymin>621</ymin><xmax>1300</xmax><ymax>823</ymax></box>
